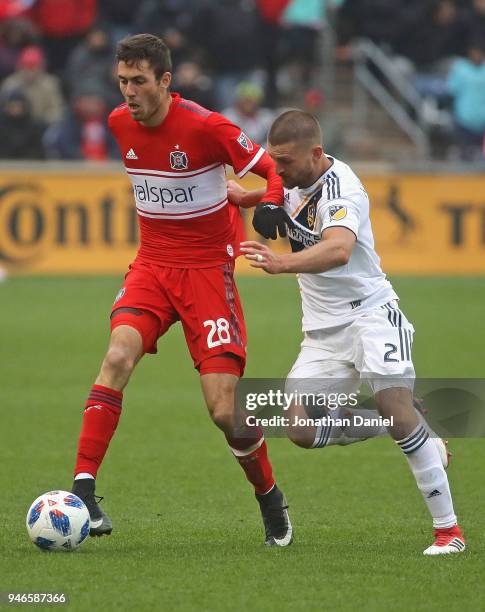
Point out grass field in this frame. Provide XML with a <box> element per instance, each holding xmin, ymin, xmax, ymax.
<box><xmin>1</xmin><ymin>275</ymin><xmax>484</xmax><ymax>611</ymax></box>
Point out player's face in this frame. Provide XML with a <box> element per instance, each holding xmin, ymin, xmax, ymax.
<box><xmin>268</xmin><ymin>141</ymin><xmax>323</xmax><ymax>189</ymax></box>
<box><xmin>118</xmin><ymin>60</ymin><xmax>171</xmax><ymax>126</ymax></box>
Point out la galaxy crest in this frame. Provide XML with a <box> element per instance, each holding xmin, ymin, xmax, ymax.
<box><xmin>170</xmin><ymin>150</ymin><xmax>189</xmax><ymax>170</ymax></box>
<box><xmin>307</xmin><ymin>202</ymin><xmax>316</xmax><ymax>230</ymax></box>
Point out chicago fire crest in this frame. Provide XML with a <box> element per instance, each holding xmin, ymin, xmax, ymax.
<box><xmin>170</xmin><ymin>150</ymin><xmax>189</xmax><ymax>170</ymax></box>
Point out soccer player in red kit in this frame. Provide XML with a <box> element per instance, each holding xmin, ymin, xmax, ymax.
<box><xmin>70</xmin><ymin>34</ymin><xmax>293</xmax><ymax>547</ymax></box>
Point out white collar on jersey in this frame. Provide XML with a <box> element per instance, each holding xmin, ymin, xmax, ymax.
<box><xmin>298</xmin><ymin>155</ymin><xmax>335</xmax><ymax>197</ymax></box>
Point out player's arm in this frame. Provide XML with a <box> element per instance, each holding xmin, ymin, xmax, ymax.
<box><xmin>227</xmin><ymin>175</ymin><xmax>290</xmax><ymax>240</ymax></box>
<box><xmin>208</xmin><ymin>113</ymin><xmax>288</xmax><ymax>239</ymax></box>
<box><xmin>227</xmin><ymin>180</ymin><xmax>265</xmax><ymax>208</ymax></box>
<box><xmin>241</xmin><ymin>226</ymin><xmax>356</xmax><ymax>274</ymax></box>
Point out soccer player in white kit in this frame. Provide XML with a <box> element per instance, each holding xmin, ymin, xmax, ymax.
<box><xmin>233</xmin><ymin>110</ymin><xmax>466</xmax><ymax>555</ymax></box>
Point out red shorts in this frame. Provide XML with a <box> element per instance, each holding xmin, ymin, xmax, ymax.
<box><xmin>110</xmin><ymin>261</ymin><xmax>247</xmax><ymax>375</ymax></box>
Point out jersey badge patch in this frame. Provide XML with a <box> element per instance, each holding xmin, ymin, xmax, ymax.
<box><xmin>307</xmin><ymin>202</ymin><xmax>316</xmax><ymax>229</ymax></box>
<box><xmin>170</xmin><ymin>150</ymin><xmax>189</xmax><ymax>170</ymax></box>
<box><xmin>237</xmin><ymin>131</ymin><xmax>254</xmax><ymax>152</ymax></box>
<box><xmin>329</xmin><ymin>205</ymin><xmax>347</xmax><ymax>221</ymax></box>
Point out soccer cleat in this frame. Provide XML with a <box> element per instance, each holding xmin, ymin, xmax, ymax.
<box><xmin>414</xmin><ymin>398</ymin><xmax>451</xmax><ymax>469</ymax></box>
<box><xmin>256</xmin><ymin>485</ymin><xmax>293</xmax><ymax>547</ymax></box>
<box><xmin>72</xmin><ymin>478</ymin><xmax>112</xmax><ymax>537</ymax></box>
<box><xmin>423</xmin><ymin>525</ymin><xmax>466</xmax><ymax>555</ymax></box>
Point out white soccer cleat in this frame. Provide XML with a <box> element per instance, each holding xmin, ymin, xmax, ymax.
<box><xmin>423</xmin><ymin>525</ymin><xmax>466</xmax><ymax>555</ymax></box>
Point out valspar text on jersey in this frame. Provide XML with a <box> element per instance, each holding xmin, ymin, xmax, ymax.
<box><xmin>133</xmin><ymin>181</ymin><xmax>198</xmax><ymax>207</ymax></box>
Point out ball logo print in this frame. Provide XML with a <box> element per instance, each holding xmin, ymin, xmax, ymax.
<box><xmin>27</xmin><ymin>500</ymin><xmax>44</xmax><ymax>528</ymax></box>
<box><xmin>170</xmin><ymin>150</ymin><xmax>189</xmax><ymax>170</ymax></box>
<box><xmin>25</xmin><ymin>491</ymin><xmax>90</xmax><ymax>552</ymax></box>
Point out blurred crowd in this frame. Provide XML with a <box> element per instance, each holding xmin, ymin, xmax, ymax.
<box><xmin>0</xmin><ymin>0</ymin><xmax>484</xmax><ymax>161</ymax></box>
<box><xmin>337</xmin><ymin>0</ymin><xmax>485</xmax><ymax>160</ymax></box>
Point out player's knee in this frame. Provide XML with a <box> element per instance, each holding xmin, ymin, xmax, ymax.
<box><xmin>202</xmin><ymin>373</ymin><xmax>237</xmax><ymax>434</ymax></box>
<box><xmin>102</xmin><ymin>345</ymin><xmax>137</xmax><ymax>378</ymax></box>
<box><xmin>209</xmin><ymin>405</ymin><xmax>234</xmax><ymax>433</ymax></box>
<box><xmin>287</xmin><ymin>425</ymin><xmax>315</xmax><ymax>449</ymax></box>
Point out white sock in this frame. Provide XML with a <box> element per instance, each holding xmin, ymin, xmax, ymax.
<box><xmin>74</xmin><ymin>473</ymin><xmax>95</xmax><ymax>480</ymax></box>
<box><xmin>312</xmin><ymin>407</ymin><xmax>387</xmax><ymax>448</ymax></box>
<box><xmin>397</xmin><ymin>425</ymin><xmax>457</xmax><ymax>528</ymax></box>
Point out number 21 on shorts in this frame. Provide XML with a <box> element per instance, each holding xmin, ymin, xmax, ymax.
<box><xmin>204</xmin><ymin>318</ymin><xmax>231</xmax><ymax>348</ymax></box>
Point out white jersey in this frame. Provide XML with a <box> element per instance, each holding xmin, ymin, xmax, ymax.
<box><xmin>284</xmin><ymin>156</ymin><xmax>397</xmax><ymax>330</ymax></box>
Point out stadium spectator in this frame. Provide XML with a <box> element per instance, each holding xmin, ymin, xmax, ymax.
<box><xmin>0</xmin><ymin>0</ymin><xmax>35</xmax><ymax>21</ymax></box>
<box><xmin>172</xmin><ymin>60</ymin><xmax>215</xmax><ymax>110</ymax></box>
<box><xmin>134</xmin><ymin>0</ymin><xmax>198</xmax><ymax>65</ymax></box>
<box><xmin>27</xmin><ymin>0</ymin><xmax>98</xmax><ymax>75</ymax></box>
<box><xmin>44</xmin><ymin>93</ymin><xmax>117</xmax><ymax>160</ymax></box>
<box><xmin>222</xmin><ymin>81</ymin><xmax>275</xmax><ymax>145</ymax></box>
<box><xmin>462</xmin><ymin>0</ymin><xmax>485</xmax><ymax>48</ymax></box>
<box><xmin>0</xmin><ymin>17</ymin><xmax>38</xmax><ymax>80</ymax></box>
<box><xmin>280</xmin><ymin>0</ymin><xmax>344</xmax><ymax>91</ymax></box>
<box><xmin>336</xmin><ymin>0</ymin><xmax>408</xmax><ymax>49</ymax></box>
<box><xmin>64</xmin><ymin>27</ymin><xmax>116</xmax><ymax>105</ymax></box>
<box><xmin>0</xmin><ymin>44</ymin><xmax>63</xmax><ymax>126</ymax></box>
<box><xmin>97</xmin><ymin>0</ymin><xmax>138</xmax><ymax>42</ymax></box>
<box><xmin>446</xmin><ymin>41</ymin><xmax>485</xmax><ymax>160</ymax></box>
<box><xmin>0</xmin><ymin>89</ymin><xmax>44</xmax><ymax>159</ymax></box>
<box><xmin>192</xmin><ymin>0</ymin><xmax>264</xmax><ymax>109</ymax></box>
<box><xmin>255</xmin><ymin>0</ymin><xmax>291</xmax><ymax>107</ymax></box>
<box><xmin>394</xmin><ymin>0</ymin><xmax>466</xmax><ymax>70</ymax></box>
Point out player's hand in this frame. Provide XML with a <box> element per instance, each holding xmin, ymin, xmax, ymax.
<box><xmin>252</xmin><ymin>203</ymin><xmax>290</xmax><ymax>240</ymax></box>
<box><xmin>227</xmin><ymin>180</ymin><xmax>247</xmax><ymax>207</ymax></box>
<box><xmin>240</xmin><ymin>241</ymin><xmax>284</xmax><ymax>274</ymax></box>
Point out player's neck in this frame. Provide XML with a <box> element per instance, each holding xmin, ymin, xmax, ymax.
<box><xmin>140</xmin><ymin>92</ymin><xmax>172</xmax><ymax>127</ymax></box>
<box><xmin>301</xmin><ymin>155</ymin><xmax>333</xmax><ymax>189</ymax></box>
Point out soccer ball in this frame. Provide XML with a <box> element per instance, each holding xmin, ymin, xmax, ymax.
<box><xmin>26</xmin><ymin>490</ymin><xmax>90</xmax><ymax>552</ymax></box>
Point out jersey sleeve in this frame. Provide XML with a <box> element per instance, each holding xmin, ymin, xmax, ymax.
<box><xmin>206</xmin><ymin>112</ymin><xmax>265</xmax><ymax>177</ymax></box>
<box><xmin>317</xmin><ymin>193</ymin><xmax>364</xmax><ymax>238</ymax></box>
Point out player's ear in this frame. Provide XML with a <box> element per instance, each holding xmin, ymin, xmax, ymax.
<box><xmin>311</xmin><ymin>145</ymin><xmax>324</xmax><ymax>161</ymax></box>
<box><xmin>160</xmin><ymin>71</ymin><xmax>172</xmax><ymax>90</ymax></box>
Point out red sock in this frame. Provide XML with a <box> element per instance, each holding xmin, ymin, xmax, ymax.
<box><xmin>74</xmin><ymin>385</ymin><xmax>122</xmax><ymax>478</ymax></box>
<box><xmin>227</xmin><ymin>429</ymin><xmax>275</xmax><ymax>495</ymax></box>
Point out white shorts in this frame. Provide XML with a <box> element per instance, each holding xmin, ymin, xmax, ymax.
<box><xmin>287</xmin><ymin>300</ymin><xmax>415</xmax><ymax>397</ymax></box>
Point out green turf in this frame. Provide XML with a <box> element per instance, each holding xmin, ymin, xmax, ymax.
<box><xmin>1</xmin><ymin>275</ymin><xmax>484</xmax><ymax>611</ymax></box>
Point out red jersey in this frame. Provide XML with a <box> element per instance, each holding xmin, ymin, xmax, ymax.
<box><xmin>109</xmin><ymin>93</ymin><xmax>269</xmax><ymax>267</ymax></box>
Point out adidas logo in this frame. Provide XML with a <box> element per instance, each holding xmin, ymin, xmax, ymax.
<box><xmin>126</xmin><ymin>148</ymin><xmax>138</xmax><ymax>160</ymax></box>
<box><xmin>427</xmin><ymin>489</ymin><xmax>442</xmax><ymax>498</ymax></box>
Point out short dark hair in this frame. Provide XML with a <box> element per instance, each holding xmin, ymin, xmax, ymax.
<box><xmin>116</xmin><ymin>33</ymin><xmax>172</xmax><ymax>80</ymax></box>
<box><xmin>268</xmin><ymin>110</ymin><xmax>322</xmax><ymax>146</ymax></box>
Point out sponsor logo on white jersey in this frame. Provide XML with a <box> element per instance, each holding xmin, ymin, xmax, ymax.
<box><xmin>126</xmin><ymin>148</ymin><xmax>138</xmax><ymax>160</ymax></box>
<box><xmin>126</xmin><ymin>162</ymin><xmax>228</xmax><ymax>219</ymax></box>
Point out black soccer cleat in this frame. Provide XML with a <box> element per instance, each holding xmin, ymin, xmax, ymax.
<box><xmin>72</xmin><ymin>478</ymin><xmax>113</xmax><ymax>537</ymax></box>
<box><xmin>256</xmin><ymin>485</ymin><xmax>293</xmax><ymax>547</ymax></box>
